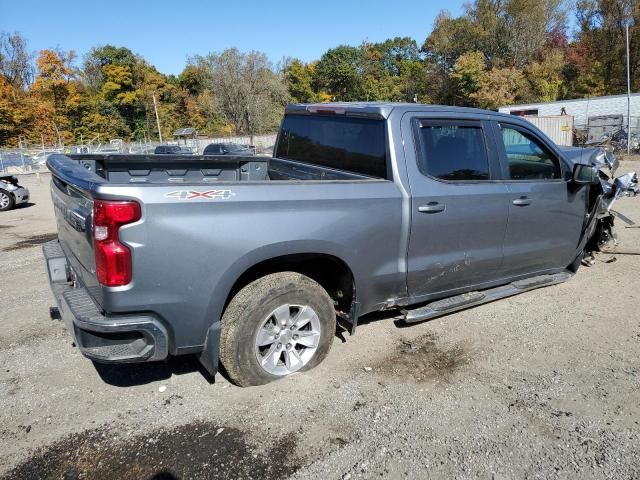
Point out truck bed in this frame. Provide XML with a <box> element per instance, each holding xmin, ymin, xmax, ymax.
<box><xmin>63</xmin><ymin>154</ymin><xmax>370</xmax><ymax>184</ymax></box>
<box><xmin>45</xmin><ymin>152</ymin><xmax>399</xmax><ymax>352</ymax></box>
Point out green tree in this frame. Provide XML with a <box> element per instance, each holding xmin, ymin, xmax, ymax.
<box><xmin>471</xmin><ymin>66</ymin><xmax>525</xmax><ymax>108</ymax></box>
<box><xmin>360</xmin><ymin>41</ymin><xmax>401</xmax><ymax>101</ymax></box>
<box><xmin>575</xmin><ymin>0</ymin><xmax>635</xmax><ymax>94</ymax></box>
<box><xmin>362</xmin><ymin>38</ymin><xmax>425</xmax><ymax>102</ymax></box>
<box><xmin>451</xmin><ymin>51</ymin><xmax>486</xmax><ymax>104</ymax></box>
<box><xmin>467</xmin><ymin>0</ymin><xmax>569</xmax><ymax>67</ymax></box>
<box><xmin>523</xmin><ymin>49</ymin><xmax>566</xmax><ymax>102</ymax></box>
<box><xmin>423</xmin><ymin>11</ymin><xmax>485</xmax><ymax>71</ymax></box>
<box><xmin>313</xmin><ymin>45</ymin><xmax>364</xmax><ymax>101</ymax></box>
<box><xmin>284</xmin><ymin>58</ymin><xmax>315</xmax><ymax>103</ymax></box>
<box><xmin>82</xmin><ymin>45</ymin><xmax>137</xmax><ymax>92</ymax></box>
<box><xmin>376</xmin><ymin>37</ymin><xmax>421</xmax><ymax>76</ymax></box>
<box><xmin>397</xmin><ymin>58</ymin><xmax>429</xmax><ymax>103</ymax></box>
<box><xmin>81</xmin><ymin>45</ymin><xmax>140</xmax><ymax>139</ymax></box>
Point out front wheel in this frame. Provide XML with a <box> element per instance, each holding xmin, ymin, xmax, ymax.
<box><xmin>219</xmin><ymin>272</ymin><xmax>336</xmax><ymax>386</ymax></box>
<box><xmin>0</xmin><ymin>189</ymin><xmax>14</xmax><ymax>211</ymax></box>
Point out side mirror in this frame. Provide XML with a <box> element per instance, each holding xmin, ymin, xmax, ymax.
<box><xmin>573</xmin><ymin>163</ymin><xmax>599</xmax><ymax>184</ymax></box>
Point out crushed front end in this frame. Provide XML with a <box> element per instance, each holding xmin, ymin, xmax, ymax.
<box><xmin>581</xmin><ymin>149</ymin><xmax>638</xmax><ymax>253</ymax></box>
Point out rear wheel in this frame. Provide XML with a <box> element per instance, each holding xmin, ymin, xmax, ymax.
<box><xmin>0</xmin><ymin>189</ymin><xmax>14</xmax><ymax>211</ymax></box>
<box><xmin>219</xmin><ymin>272</ymin><xmax>336</xmax><ymax>386</ymax></box>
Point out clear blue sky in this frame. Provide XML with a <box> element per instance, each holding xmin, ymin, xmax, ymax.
<box><xmin>0</xmin><ymin>0</ymin><xmax>466</xmax><ymax>75</ymax></box>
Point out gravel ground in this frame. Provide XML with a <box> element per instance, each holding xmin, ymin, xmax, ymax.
<box><xmin>0</xmin><ymin>168</ymin><xmax>639</xmax><ymax>480</ymax></box>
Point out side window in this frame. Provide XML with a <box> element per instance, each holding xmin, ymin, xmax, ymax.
<box><xmin>500</xmin><ymin>126</ymin><xmax>561</xmax><ymax>180</ymax></box>
<box><xmin>416</xmin><ymin>122</ymin><xmax>490</xmax><ymax>181</ymax></box>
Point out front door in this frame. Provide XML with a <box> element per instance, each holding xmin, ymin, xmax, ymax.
<box><xmin>403</xmin><ymin>116</ymin><xmax>510</xmax><ymax>300</ymax></box>
<box><xmin>495</xmin><ymin>122</ymin><xmax>586</xmax><ymax>277</ymax></box>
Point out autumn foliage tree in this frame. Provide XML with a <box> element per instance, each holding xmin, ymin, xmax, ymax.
<box><xmin>1</xmin><ymin>0</ymin><xmax>640</xmax><ymax>147</ymax></box>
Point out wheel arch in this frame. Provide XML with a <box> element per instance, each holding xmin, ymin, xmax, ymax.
<box><xmin>199</xmin><ymin>243</ymin><xmax>358</xmax><ymax>376</ymax></box>
<box><xmin>223</xmin><ymin>252</ymin><xmax>356</xmax><ymax>317</ymax></box>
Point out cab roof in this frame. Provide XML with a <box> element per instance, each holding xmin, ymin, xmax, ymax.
<box><xmin>285</xmin><ymin>102</ymin><xmax>522</xmax><ymax>123</ymax></box>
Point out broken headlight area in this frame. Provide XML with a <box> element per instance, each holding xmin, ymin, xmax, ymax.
<box><xmin>584</xmin><ymin>151</ymin><xmax>638</xmax><ymax>254</ymax></box>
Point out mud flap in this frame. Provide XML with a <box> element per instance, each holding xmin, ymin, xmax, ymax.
<box><xmin>199</xmin><ymin>321</ymin><xmax>221</xmax><ymax>376</ymax></box>
<box><xmin>348</xmin><ymin>300</ymin><xmax>361</xmax><ymax>335</ymax></box>
<box><xmin>337</xmin><ymin>300</ymin><xmax>361</xmax><ymax>336</ymax></box>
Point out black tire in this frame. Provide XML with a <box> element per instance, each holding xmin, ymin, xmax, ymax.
<box><xmin>219</xmin><ymin>272</ymin><xmax>336</xmax><ymax>387</ymax></box>
<box><xmin>0</xmin><ymin>189</ymin><xmax>14</xmax><ymax>212</ymax></box>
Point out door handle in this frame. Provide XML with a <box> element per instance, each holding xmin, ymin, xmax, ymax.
<box><xmin>512</xmin><ymin>196</ymin><xmax>532</xmax><ymax>206</ymax></box>
<box><xmin>418</xmin><ymin>202</ymin><xmax>446</xmax><ymax>213</ymax></box>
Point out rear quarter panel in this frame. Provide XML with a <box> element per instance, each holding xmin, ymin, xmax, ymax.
<box><xmin>97</xmin><ymin>180</ymin><xmax>405</xmax><ymax>351</ymax></box>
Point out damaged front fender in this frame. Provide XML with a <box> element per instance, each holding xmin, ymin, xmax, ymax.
<box><xmin>605</xmin><ymin>171</ymin><xmax>639</xmax><ymax>211</ymax></box>
<box><xmin>572</xmin><ymin>149</ymin><xmax>639</xmax><ymax>253</ymax></box>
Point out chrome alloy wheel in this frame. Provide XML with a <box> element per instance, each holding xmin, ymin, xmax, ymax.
<box><xmin>254</xmin><ymin>304</ymin><xmax>322</xmax><ymax>376</ymax></box>
<box><xmin>0</xmin><ymin>192</ymin><xmax>10</xmax><ymax>209</ymax></box>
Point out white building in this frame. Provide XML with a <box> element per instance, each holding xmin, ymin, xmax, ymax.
<box><xmin>499</xmin><ymin>93</ymin><xmax>640</xmax><ymax>131</ymax></box>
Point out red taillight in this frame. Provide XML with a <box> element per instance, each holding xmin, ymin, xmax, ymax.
<box><xmin>93</xmin><ymin>200</ymin><xmax>141</xmax><ymax>287</ymax></box>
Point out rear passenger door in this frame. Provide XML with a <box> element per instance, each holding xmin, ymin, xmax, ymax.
<box><xmin>495</xmin><ymin>122</ymin><xmax>586</xmax><ymax>276</ymax></box>
<box><xmin>403</xmin><ymin>117</ymin><xmax>510</xmax><ymax>299</ymax></box>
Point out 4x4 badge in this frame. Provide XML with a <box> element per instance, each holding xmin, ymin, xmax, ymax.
<box><xmin>164</xmin><ymin>190</ymin><xmax>235</xmax><ymax>200</ymax></box>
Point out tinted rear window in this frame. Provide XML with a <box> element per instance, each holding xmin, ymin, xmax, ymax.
<box><xmin>275</xmin><ymin>115</ymin><xmax>387</xmax><ymax>178</ymax></box>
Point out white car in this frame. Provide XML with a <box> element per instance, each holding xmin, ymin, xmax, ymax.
<box><xmin>0</xmin><ymin>175</ymin><xmax>30</xmax><ymax>211</ymax></box>
<box><xmin>32</xmin><ymin>150</ymin><xmax>61</xmax><ymax>165</ymax></box>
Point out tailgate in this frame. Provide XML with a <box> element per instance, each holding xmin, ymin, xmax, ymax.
<box><xmin>50</xmin><ymin>174</ymin><xmax>96</xmax><ymax>280</ymax></box>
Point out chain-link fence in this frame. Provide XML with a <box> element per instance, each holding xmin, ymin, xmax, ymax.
<box><xmin>0</xmin><ymin>149</ymin><xmax>46</xmax><ymax>175</ymax></box>
<box><xmin>0</xmin><ymin>133</ymin><xmax>278</xmax><ymax>174</ymax></box>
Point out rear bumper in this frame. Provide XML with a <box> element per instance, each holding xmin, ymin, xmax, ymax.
<box><xmin>43</xmin><ymin>240</ymin><xmax>168</xmax><ymax>363</ymax></box>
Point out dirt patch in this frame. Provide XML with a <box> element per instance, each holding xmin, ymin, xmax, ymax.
<box><xmin>3</xmin><ymin>233</ymin><xmax>57</xmax><ymax>252</ymax></box>
<box><xmin>0</xmin><ymin>377</ymin><xmax>20</xmax><ymax>397</ymax></box>
<box><xmin>0</xmin><ymin>324</ymin><xmax>63</xmax><ymax>350</ymax></box>
<box><xmin>2</xmin><ymin>421</ymin><xmax>301</xmax><ymax>480</ymax></box>
<box><xmin>374</xmin><ymin>333</ymin><xmax>471</xmax><ymax>383</ymax></box>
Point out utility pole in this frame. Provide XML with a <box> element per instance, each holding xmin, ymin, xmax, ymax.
<box><xmin>626</xmin><ymin>21</ymin><xmax>632</xmax><ymax>155</ymax></box>
<box><xmin>153</xmin><ymin>94</ymin><xmax>163</xmax><ymax>143</ymax></box>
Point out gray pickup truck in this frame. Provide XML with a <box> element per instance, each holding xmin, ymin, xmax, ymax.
<box><xmin>43</xmin><ymin>103</ymin><xmax>638</xmax><ymax>386</ymax></box>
